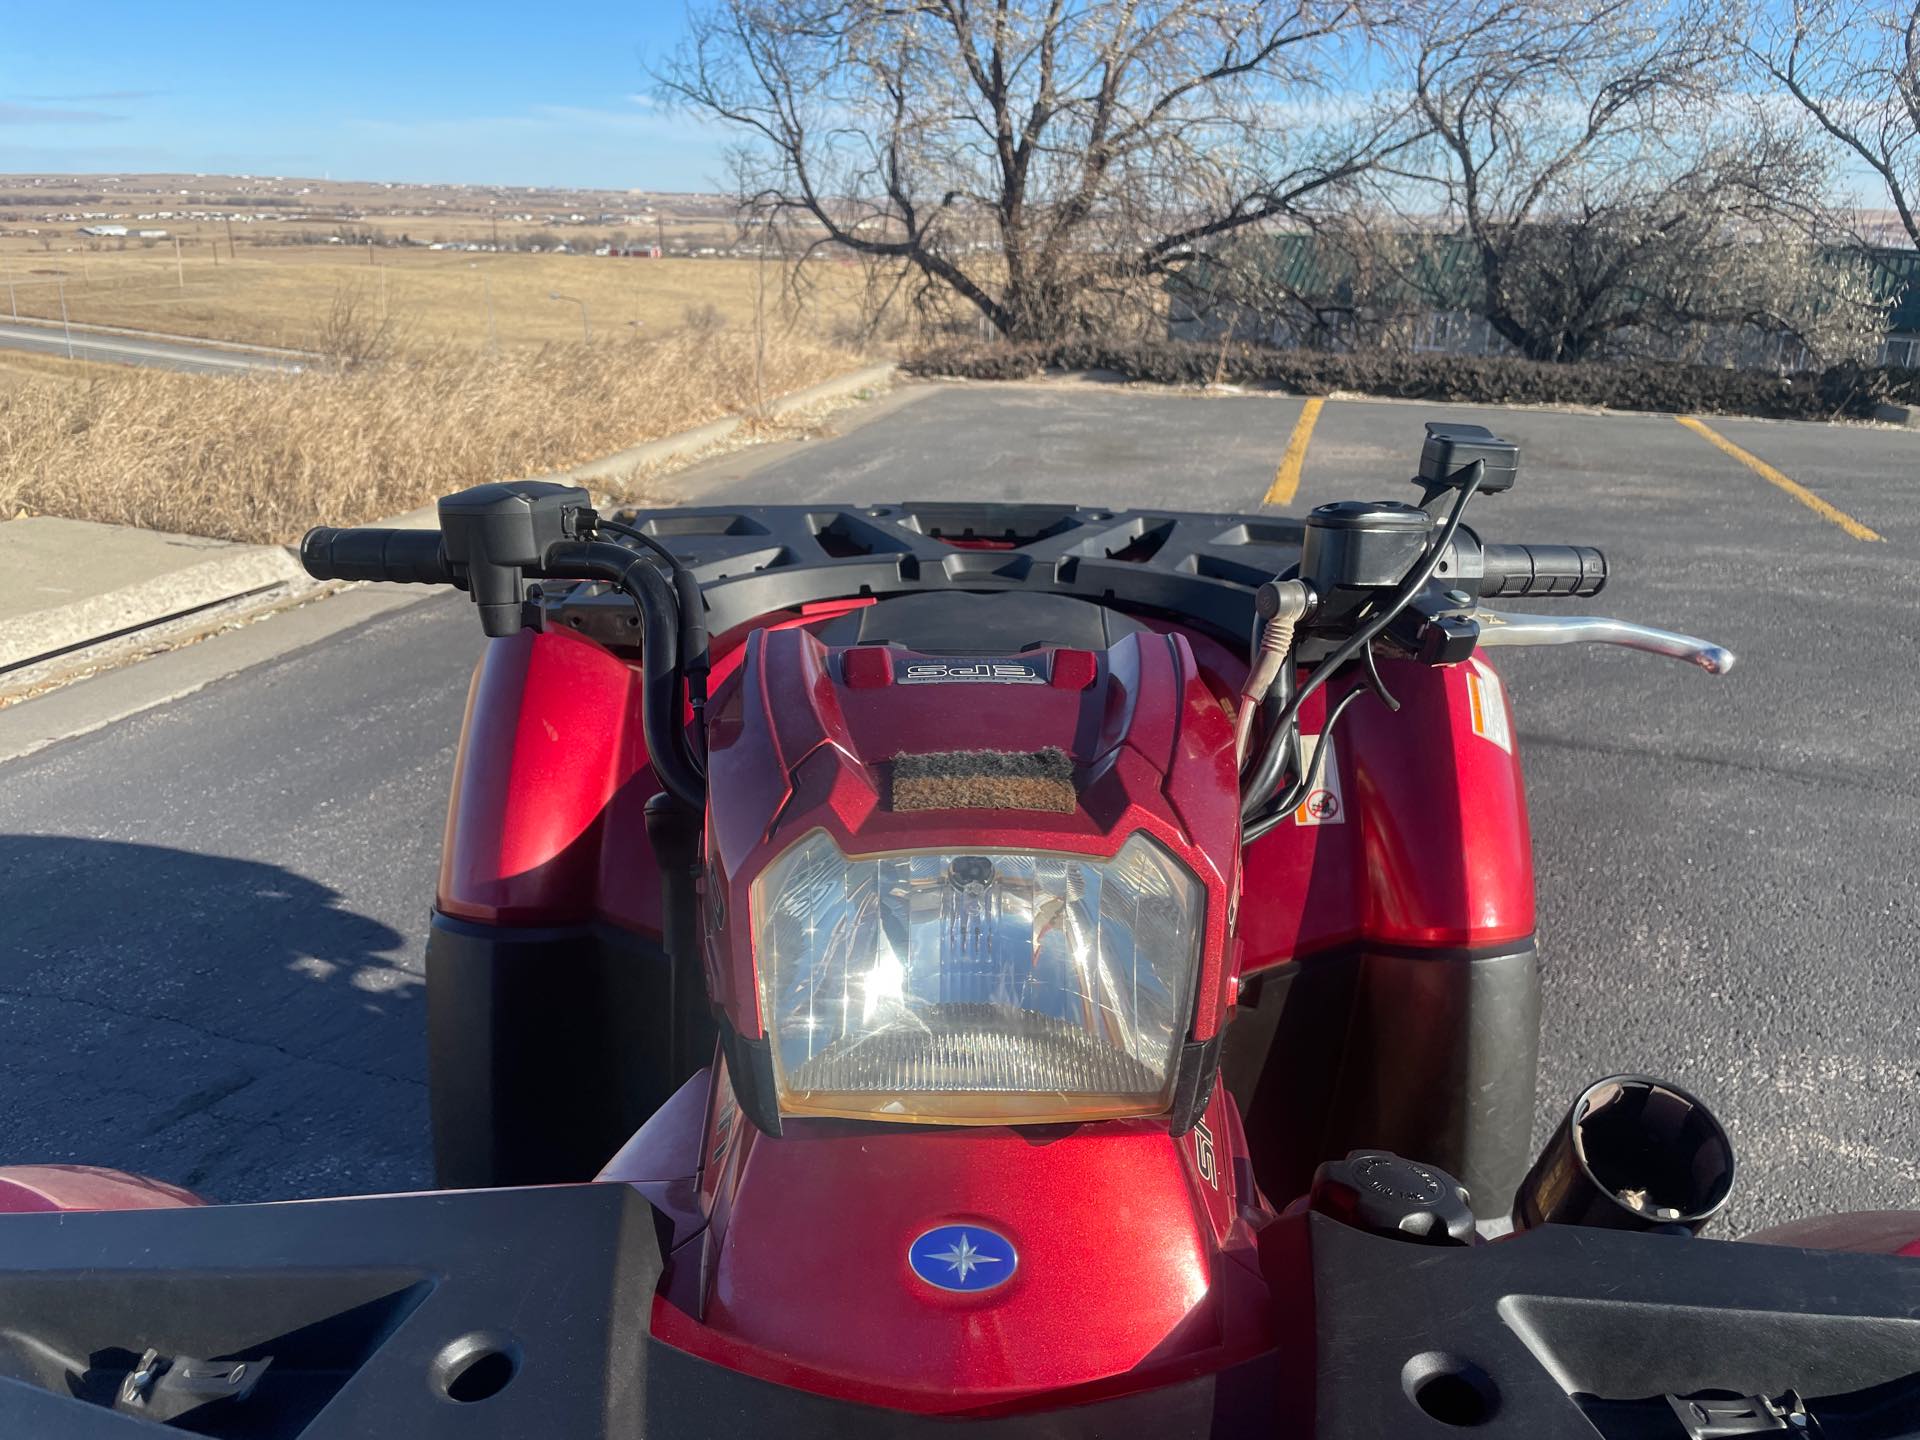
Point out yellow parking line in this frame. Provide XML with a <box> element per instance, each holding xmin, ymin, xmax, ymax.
<box><xmin>1675</xmin><ymin>415</ymin><xmax>1883</xmax><ymax>542</ymax></box>
<box><xmin>1264</xmin><ymin>397</ymin><xmax>1325</xmax><ymax>506</ymax></box>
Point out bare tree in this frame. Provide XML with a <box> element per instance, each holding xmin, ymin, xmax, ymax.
<box><xmin>660</xmin><ymin>0</ymin><xmax>1422</xmax><ymax>341</ymax></box>
<box><xmin>313</xmin><ymin>282</ymin><xmax>405</xmax><ymax>370</ymax></box>
<box><xmin>1745</xmin><ymin>0</ymin><xmax>1920</xmax><ymax>248</ymax></box>
<box><xmin>1385</xmin><ymin>0</ymin><xmax>1882</xmax><ymax>363</ymax></box>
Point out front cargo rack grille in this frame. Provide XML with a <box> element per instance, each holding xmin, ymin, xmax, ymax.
<box><xmin>543</xmin><ymin>501</ymin><xmax>1305</xmax><ymax>649</ymax></box>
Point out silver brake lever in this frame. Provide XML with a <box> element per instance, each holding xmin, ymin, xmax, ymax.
<box><xmin>1473</xmin><ymin>611</ymin><xmax>1736</xmax><ymax>675</ymax></box>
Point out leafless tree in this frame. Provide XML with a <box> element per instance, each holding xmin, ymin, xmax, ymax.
<box><xmin>1744</xmin><ymin>0</ymin><xmax>1920</xmax><ymax>248</ymax></box>
<box><xmin>313</xmin><ymin>283</ymin><xmax>405</xmax><ymax>370</ymax></box>
<box><xmin>1382</xmin><ymin>0</ymin><xmax>1882</xmax><ymax>363</ymax></box>
<box><xmin>660</xmin><ymin>0</ymin><xmax>1422</xmax><ymax>340</ymax></box>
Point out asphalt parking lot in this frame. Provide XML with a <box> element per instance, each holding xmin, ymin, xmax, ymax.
<box><xmin>0</xmin><ymin>378</ymin><xmax>1913</xmax><ymax>1231</ymax></box>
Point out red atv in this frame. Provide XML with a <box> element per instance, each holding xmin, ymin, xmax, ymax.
<box><xmin>3</xmin><ymin>421</ymin><xmax>1916</xmax><ymax>1438</ymax></box>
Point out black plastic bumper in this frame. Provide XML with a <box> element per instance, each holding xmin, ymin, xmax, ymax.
<box><xmin>0</xmin><ymin>1184</ymin><xmax>1917</xmax><ymax>1437</ymax></box>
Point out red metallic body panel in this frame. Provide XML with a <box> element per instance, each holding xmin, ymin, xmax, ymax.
<box><xmin>1230</xmin><ymin>657</ymin><xmax>1535</xmax><ymax>967</ymax></box>
<box><xmin>1136</xmin><ymin>621</ymin><xmax>1535</xmax><ymax>964</ymax></box>
<box><xmin>436</xmin><ymin>626</ymin><xmax>657</xmax><ymax>930</ymax></box>
<box><xmin>436</xmin><ymin>603</ymin><xmax>876</xmax><ymax>935</ymax></box>
<box><xmin>647</xmin><ymin>1073</ymin><xmax>1271</xmax><ymax>1413</ymax></box>
<box><xmin>437</xmin><ymin>603</ymin><xmax>1532</xmax><ymax>968</ymax></box>
<box><xmin>0</xmin><ymin>1165</ymin><xmax>202</xmax><ymax>1213</ymax></box>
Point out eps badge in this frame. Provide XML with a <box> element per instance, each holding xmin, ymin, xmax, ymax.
<box><xmin>908</xmin><ymin>1225</ymin><xmax>1018</xmax><ymax>1293</ymax></box>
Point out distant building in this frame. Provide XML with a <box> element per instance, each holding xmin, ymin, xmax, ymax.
<box><xmin>79</xmin><ymin>224</ymin><xmax>128</xmax><ymax>237</ymax></box>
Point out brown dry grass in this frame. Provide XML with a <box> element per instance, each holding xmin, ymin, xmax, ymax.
<box><xmin>0</xmin><ymin>352</ymin><xmax>121</xmax><ymax>390</ymax></box>
<box><xmin>0</xmin><ymin>332</ymin><xmax>858</xmax><ymax>543</ymax></box>
<box><xmin>0</xmin><ymin>246</ymin><xmax>872</xmax><ymax>353</ymax></box>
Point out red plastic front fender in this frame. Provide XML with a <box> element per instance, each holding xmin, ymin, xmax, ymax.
<box><xmin>0</xmin><ymin>1165</ymin><xmax>202</xmax><ymax>1213</ymax></box>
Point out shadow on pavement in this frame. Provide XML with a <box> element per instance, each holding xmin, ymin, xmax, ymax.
<box><xmin>0</xmin><ymin>836</ymin><xmax>430</xmax><ymax>1204</ymax></box>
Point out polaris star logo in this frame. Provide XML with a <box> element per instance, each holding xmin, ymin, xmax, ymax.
<box><xmin>908</xmin><ymin>1225</ymin><xmax>1018</xmax><ymax>1292</ymax></box>
<box><xmin>897</xmin><ymin>659</ymin><xmax>1046</xmax><ymax>685</ymax></box>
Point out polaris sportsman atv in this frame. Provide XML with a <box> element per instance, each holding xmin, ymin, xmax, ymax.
<box><xmin>2</xmin><ymin>420</ymin><xmax>1916</xmax><ymax>1440</ymax></box>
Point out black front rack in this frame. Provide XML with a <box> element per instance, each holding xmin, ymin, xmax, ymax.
<box><xmin>540</xmin><ymin>501</ymin><xmax>1306</xmax><ymax>649</ymax></box>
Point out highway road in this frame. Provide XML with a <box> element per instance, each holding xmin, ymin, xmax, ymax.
<box><xmin>0</xmin><ymin>379</ymin><xmax>1914</xmax><ymax>1232</ymax></box>
<box><xmin>0</xmin><ymin>319</ymin><xmax>301</xmax><ymax>374</ymax></box>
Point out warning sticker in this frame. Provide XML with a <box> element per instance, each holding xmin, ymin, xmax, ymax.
<box><xmin>1292</xmin><ymin>731</ymin><xmax>1345</xmax><ymax>827</ymax></box>
<box><xmin>1465</xmin><ymin>658</ymin><xmax>1511</xmax><ymax>753</ymax></box>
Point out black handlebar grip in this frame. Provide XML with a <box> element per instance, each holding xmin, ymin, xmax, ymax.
<box><xmin>1477</xmin><ymin>542</ymin><xmax>1607</xmax><ymax>599</ymax></box>
<box><xmin>299</xmin><ymin>527</ymin><xmax>453</xmax><ymax>585</ymax></box>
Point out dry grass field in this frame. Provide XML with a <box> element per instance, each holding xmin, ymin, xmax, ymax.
<box><xmin>0</xmin><ymin>244</ymin><xmax>871</xmax><ymax>353</ymax></box>
<box><xmin>0</xmin><ymin>174</ymin><xmax>879</xmax><ymax>542</ymax></box>
<box><xmin>0</xmin><ymin>351</ymin><xmax>119</xmax><ymax>389</ymax></box>
<box><xmin>0</xmin><ymin>330</ymin><xmax>860</xmax><ymax>542</ymax></box>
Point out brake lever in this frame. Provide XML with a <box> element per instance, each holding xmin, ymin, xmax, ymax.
<box><xmin>1472</xmin><ymin>612</ymin><xmax>1736</xmax><ymax>675</ymax></box>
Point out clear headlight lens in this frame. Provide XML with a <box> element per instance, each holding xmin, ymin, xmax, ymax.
<box><xmin>751</xmin><ymin>831</ymin><xmax>1203</xmax><ymax>1123</ymax></box>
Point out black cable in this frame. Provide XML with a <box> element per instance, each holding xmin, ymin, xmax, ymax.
<box><xmin>589</xmin><ymin>514</ymin><xmax>685</xmax><ymax>577</ymax></box>
<box><xmin>589</xmin><ymin>514</ymin><xmax>710</xmax><ymax>770</ymax></box>
<box><xmin>1360</xmin><ymin>640</ymin><xmax>1399</xmax><ymax>713</ymax></box>
<box><xmin>1239</xmin><ymin>461</ymin><xmax>1486</xmax><ymax>822</ymax></box>
<box><xmin>1242</xmin><ymin>681</ymin><xmax>1369</xmax><ymax>845</ymax></box>
<box><xmin>540</xmin><ymin>540</ymin><xmax>706</xmax><ymax>811</ymax></box>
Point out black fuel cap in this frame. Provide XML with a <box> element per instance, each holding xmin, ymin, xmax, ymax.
<box><xmin>1308</xmin><ymin>1150</ymin><xmax>1475</xmax><ymax>1245</ymax></box>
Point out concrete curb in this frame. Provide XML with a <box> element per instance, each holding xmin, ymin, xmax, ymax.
<box><xmin>0</xmin><ymin>542</ymin><xmax>306</xmax><ymax>672</ymax></box>
<box><xmin>0</xmin><ymin>533</ymin><xmax>313</xmax><ymax>699</ymax></box>
<box><xmin>1</xmin><ymin>360</ymin><xmax>897</xmax><ymax>701</ymax></box>
<box><xmin>554</xmin><ymin>361</ymin><xmax>898</xmax><ymax>485</ymax></box>
<box><xmin>1873</xmin><ymin>401</ymin><xmax>1919</xmax><ymax>429</ymax></box>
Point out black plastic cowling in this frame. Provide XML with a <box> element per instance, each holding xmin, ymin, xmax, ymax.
<box><xmin>299</xmin><ymin>527</ymin><xmax>455</xmax><ymax>587</ymax></box>
<box><xmin>1299</xmin><ymin>501</ymin><xmax>1433</xmax><ymax>591</ymax></box>
<box><xmin>438</xmin><ymin>481</ymin><xmax>592</xmax><ymax>637</ymax></box>
<box><xmin>1419</xmin><ymin>422</ymin><xmax>1518</xmax><ymax>494</ymax></box>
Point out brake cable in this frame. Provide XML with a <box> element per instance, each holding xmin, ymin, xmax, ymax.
<box><xmin>1239</xmin><ymin>461</ymin><xmax>1486</xmax><ymax>837</ymax></box>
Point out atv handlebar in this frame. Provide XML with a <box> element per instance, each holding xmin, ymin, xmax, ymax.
<box><xmin>300</xmin><ymin>527</ymin><xmax>456</xmax><ymax>587</ymax></box>
<box><xmin>298</xmin><ymin>515</ymin><xmax>708</xmax><ymax>814</ymax></box>
<box><xmin>1476</xmin><ymin>541</ymin><xmax>1607</xmax><ymax>599</ymax></box>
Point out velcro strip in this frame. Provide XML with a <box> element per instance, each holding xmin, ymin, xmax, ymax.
<box><xmin>891</xmin><ymin>747</ymin><xmax>1076</xmax><ymax>813</ymax></box>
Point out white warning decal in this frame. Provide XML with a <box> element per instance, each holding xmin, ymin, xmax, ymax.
<box><xmin>1292</xmin><ymin>731</ymin><xmax>1346</xmax><ymax>826</ymax></box>
<box><xmin>1466</xmin><ymin>658</ymin><xmax>1512</xmax><ymax>753</ymax></box>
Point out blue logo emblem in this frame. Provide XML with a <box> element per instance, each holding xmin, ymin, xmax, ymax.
<box><xmin>908</xmin><ymin>1225</ymin><xmax>1017</xmax><ymax>1292</ymax></box>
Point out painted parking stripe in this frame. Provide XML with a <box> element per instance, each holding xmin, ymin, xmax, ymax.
<box><xmin>1675</xmin><ymin>415</ymin><xmax>1884</xmax><ymax>543</ymax></box>
<box><xmin>1264</xmin><ymin>397</ymin><xmax>1325</xmax><ymax>506</ymax></box>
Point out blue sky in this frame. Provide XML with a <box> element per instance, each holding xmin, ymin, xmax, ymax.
<box><xmin>0</xmin><ymin>4</ymin><xmax>729</xmax><ymax>189</ymax></box>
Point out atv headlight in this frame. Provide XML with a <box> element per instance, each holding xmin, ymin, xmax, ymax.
<box><xmin>751</xmin><ymin>831</ymin><xmax>1202</xmax><ymax>1123</ymax></box>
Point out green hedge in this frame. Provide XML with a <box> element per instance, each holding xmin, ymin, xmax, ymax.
<box><xmin>904</xmin><ymin>340</ymin><xmax>1916</xmax><ymax>420</ymax></box>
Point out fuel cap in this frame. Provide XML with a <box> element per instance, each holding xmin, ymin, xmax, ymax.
<box><xmin>1308</xmin><ymin>1150</ymin><xmax>1475</xmax><ymax>1245</ymax></box>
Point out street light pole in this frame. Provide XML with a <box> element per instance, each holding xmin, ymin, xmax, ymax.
<box><xmin>548</xmin><ymin>290</ymin><xmax>590</xmax><ymax>343</ymax></box>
